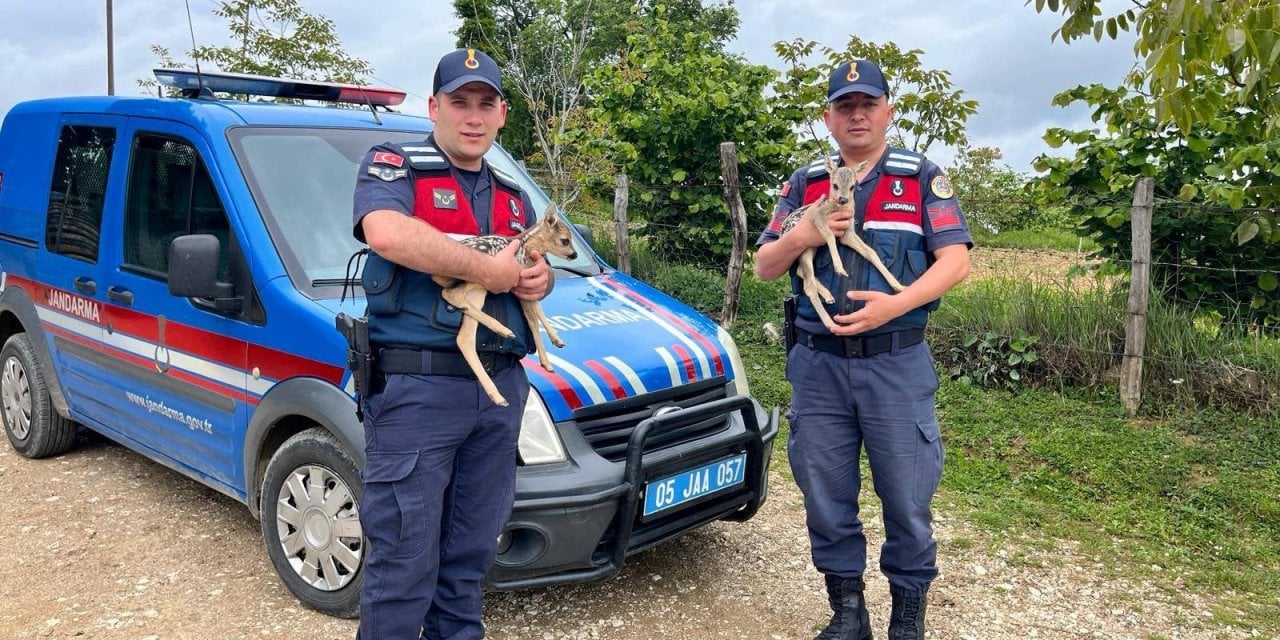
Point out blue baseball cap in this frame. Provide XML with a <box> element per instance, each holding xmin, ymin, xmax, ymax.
<box><xmin>828</xmin><ymin>60</ymin><xmax>889</xmax><ymax>102</ymax></box>
<box><xmin>433</xmin><ymin>48</ymin><xmax>504</xmax><ymax>97</ymax></box>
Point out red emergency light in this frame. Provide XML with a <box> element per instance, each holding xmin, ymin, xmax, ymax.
<box><xmin>153</xmin><ymin>68</ymin><xmax>407</xmax><ymax>107</ymax></box>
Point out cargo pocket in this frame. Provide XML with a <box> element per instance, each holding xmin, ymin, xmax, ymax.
<box><xmin>912</xmin><ymin>418</ymin><xmax>943</xmax><ymax>508</ymax></box>
<box><xmin>361</xmin><ymin>450</ymin><xmax>429</xmax><ymax>558</ymax></box>
<box><xmin>430</xmin><ymin>293</ymin><xmax>464</xmax><ymax>331</ymax></box>
<box><xmin>786</xmin><ymin>410</ymin><xmax>810</xmax><ymax>497</ymax></box>
<box><xmin>361</xmin><ymin>255</ymin><xmax>402</xmax><ymax>315</ymax></box>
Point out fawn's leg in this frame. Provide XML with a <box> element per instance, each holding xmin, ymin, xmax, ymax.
<box><xmin>520</xmin><ymin>300</ymin><xmax>559</xmax><ymax>373</ymax></box>
<box><xmin>454</xmin><ymin>314</ymin><xmax>509</xmax><ymax>407</ymax></box>
<box><xmin>797</xmin><ymin>248</ymin><xmax>838</xmax><ymax>330</ymax></box>
<box><xmin>810</xmin><ymin>203</ymin><xmax>848</xmax><ymax>277</ymax></box>
<box><xmin>840</xmin><ymin>233</ymin><xmax>905</xmax><ymax>292</ymax></box>
<box><xmin>442</xmin><ymin>284</ymin><xmax>517</xmax><ymax>337</ymax></box>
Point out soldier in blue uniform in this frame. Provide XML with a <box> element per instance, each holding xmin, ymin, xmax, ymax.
<box><xmin>351</xmin><ymin>48</ymin><xmax>553</xmax><ymax>640</ymax></box>
<box><xmin>755</xmin><ymin>60</ymin><xmax>972</xmax><ymax>640</ymax></box>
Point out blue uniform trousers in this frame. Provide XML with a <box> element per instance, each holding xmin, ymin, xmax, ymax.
<box><xmin>357</xmin><ymin>365</ymin><xmax>529</xmax><ymax>640</ymax></box>
<box><xmin>785</xmin><ymin>338</ymin><xmax>944</xmax><ymax>598</ymax></box>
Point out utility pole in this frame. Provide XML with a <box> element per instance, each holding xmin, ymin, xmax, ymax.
<box><xmin>106</xmin><ymin>0</ymin><xmax>115</xmax><ymax>95</ymax></box>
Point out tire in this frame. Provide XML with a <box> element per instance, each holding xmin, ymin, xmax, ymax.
<box><xmin>259</xmin><ymin>427</ymin><xmax>364</xmax><ymax>618</ymax></box>
<box><xmin>1</xmin><ymin>333</ymin><xmax>77</xmax><ymax>458</ymax></box>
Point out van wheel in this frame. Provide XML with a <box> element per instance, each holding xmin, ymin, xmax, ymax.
<box><xmin>260</xmin><ymin>428</ymin><xmax>364</xmax><ymax>618</ymax></box>
<box><xmin>1</xmin><ymin>333</ymin><xmax>77</xmax><ymax>458</ymax></box>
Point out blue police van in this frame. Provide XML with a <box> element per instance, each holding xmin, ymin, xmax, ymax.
<box><xmin>0</xmin><ymin>70</ymin><xmax>778</xmax><ymax>617</ymax></box>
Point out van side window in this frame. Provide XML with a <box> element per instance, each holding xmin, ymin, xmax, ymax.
<box><xmin>123</xmin><ymin>134</ymin><xmax>231</xmax><ymax>281</ymax></box>
<box><xmin>45</xmin><ymin>125</ymin><xmax>117</xmax><ymax>262</ymax></box>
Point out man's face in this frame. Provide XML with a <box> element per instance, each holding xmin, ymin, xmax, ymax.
<box><xmin>428</xmin><ymin>83</ymin><xmax>507</xmax><ymax>170</ymax></box>
<box><xmin>823</xmin><ymin>92</ymin><xmax>893</xmax><ymax>157</ymax></box>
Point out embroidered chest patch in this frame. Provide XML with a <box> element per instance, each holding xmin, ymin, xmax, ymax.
<box><xmin>433</xmin><ymin>188</ymin><xmax>459</xmax><ymax>209</ymax></box>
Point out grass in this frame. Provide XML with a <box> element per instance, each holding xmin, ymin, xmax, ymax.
<box><xmin>594</xmin><ymin>233</ymin><xmax>1280</xmax><ymax>634</ymax></box>
<box><xmin>971</xmin><ymin>226</ymin><xmax>1099</xmax><ymax>252</ymax></box>
<box><xmin>937</xmin><ymin>382</ymin><xmax>1280</xmax><ymax>632</ymax></box>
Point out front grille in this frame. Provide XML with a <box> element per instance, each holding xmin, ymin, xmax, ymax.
<box><xmin>573</xmin><ymin>377</ymin><xmax>729</xmax><ymax>462</ymax></box>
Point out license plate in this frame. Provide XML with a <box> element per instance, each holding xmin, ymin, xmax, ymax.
<box><xmin>643</xmin><ymin>453</ymin><xmax>747</xmax><ymax>517</ymax></box>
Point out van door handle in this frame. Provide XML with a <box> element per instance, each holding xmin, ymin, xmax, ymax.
<box><xmin>107</xmin><ymin>286</ymin><xmax>134</xmax><ymax>306</ymax></box>
<box><xmin>73</xmin><ymin>276</ymin><xmax>97</xmax><ymax>295</ymax></box>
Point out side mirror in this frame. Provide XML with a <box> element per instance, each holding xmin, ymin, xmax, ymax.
<box><xmin>573</xmin><ymin>223</ymin><xmax>594</xmax><ymax>249</ymax></box>
<box><xmin>168</xmin><ymin>234</ymin><xmax>242</xmax><ymax>313</ymax></box>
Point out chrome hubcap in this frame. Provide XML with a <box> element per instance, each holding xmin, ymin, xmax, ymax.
<box><xmin>2</xmin><ymin>355</ymin><xmax>32</xmax><ymax>441</ymax></box>
<box><xmin>274</xmin><ymin>464</ymin><xmax>362</xmax><ymax>591</ymax></box>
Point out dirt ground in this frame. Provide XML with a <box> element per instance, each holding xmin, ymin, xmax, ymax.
<box><xmin>0</xmin><ymin>429</ymin><xmax>1261</xmax><ymax>640</ymax></box>
<box><xmin>0</xmin><ymin>249</ymin><xmax>1265</xmax><ymax>640</ymax></box>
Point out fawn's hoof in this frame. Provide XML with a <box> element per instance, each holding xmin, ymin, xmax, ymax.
<box><xmin>551</xmin><ymin>338</ymin><xmax>565</xmax><ymax>348</ymax></box>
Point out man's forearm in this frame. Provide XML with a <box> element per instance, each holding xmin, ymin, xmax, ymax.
<box><xmin>753</xmin><ymin>234</ymin><xmax>808</xmax><ymax>281</ymax></box>
<box><xmin>363</xmin><ymin>210</ymin><xmax>494</xmax><ymax>282</ymax></box>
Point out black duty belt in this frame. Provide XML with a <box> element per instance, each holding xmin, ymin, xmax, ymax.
<box><xmin>796</xmin><ymin>328</ymin><xmax>925</xmax><ymax>359</ymax></box>
<box><xmin>376</xmin><ymin>347</ymin><xmax>520</xmax><ymax>378</ymax></box>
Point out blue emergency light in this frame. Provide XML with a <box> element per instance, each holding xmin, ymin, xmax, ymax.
<box><xmin>153</xmin><ymin>68</ymin><xmax>406</xmax><ymax>107</ymax></box>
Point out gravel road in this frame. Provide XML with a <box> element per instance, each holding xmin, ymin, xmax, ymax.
<box><xmin>0</xmin><ymin>429</ymin><xmax>1262</xmax><ymax>640</ymax></box>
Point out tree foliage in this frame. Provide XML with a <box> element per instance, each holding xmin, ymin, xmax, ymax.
<box><xmin>1030</xmin><ymin>77</ymin><xmax>1280</xmax><ymax>326</ymax></box>
<box><xmin>771</xmin><ymin>36</ymin><xmax>978</xmax><ymax>156</ymax></box>
<box><xmin>947</xmin><ymin>146</ymin><xmax>1043</xmax><ymax>233</ymax></box>
<box><xmin>587</xmin><ymin>5</ymin><xmax>797</xmax><ymax>264</ymax></box>
<box><xmin>1032</xmin><ymin>0</ymin><xmax>1280</xmax><ymax>243</ymax></box>
<box><xmin>453</xmin><ymin>0</ymin><xmax>738</xmax><ymax>188</ymax></box>
<box><xmin>153</xmin><ymin>0</ymin><xmax>370</xmax><ymax>84</ymax></box>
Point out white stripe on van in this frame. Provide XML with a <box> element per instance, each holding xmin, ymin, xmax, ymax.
<box><xmin>587</xmin><ymin>278</ymin><xmax>711</xmax><ymax>378</ymax></box>
<box><xmin>604</xmin><ymin>356</ymin><xmax>648</xmax><ymax>395</ymax></box>
<box><xmin>546</xmin><ymin>354</ymin><xmax>607</xmax><ymax>405</ymax></box>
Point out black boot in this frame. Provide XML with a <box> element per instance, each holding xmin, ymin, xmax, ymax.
<box><xmin>814</xmin><ymin>575</ymin><xmax>872</xmax><ymax>640</ymax></box>
<box><xmin>886</xmin><ymin>592</ymin><xmax>927</xmax><ymax>640</ymax></box>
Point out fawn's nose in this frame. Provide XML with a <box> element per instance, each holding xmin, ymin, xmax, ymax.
<box><xmin>836</xmin><ymin>196</ymin><xmax>849</xmax><ymax>205</ymax></box>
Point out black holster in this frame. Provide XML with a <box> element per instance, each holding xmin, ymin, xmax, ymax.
<box><xmin>335</xmin><ymin>312</ymin><xmax>373</xmax><ymax>421</ymax></box>
<box><xmin>783</xmin><ymin>296</ymin><xmax>798</xmax><ymax>353</ymax></box>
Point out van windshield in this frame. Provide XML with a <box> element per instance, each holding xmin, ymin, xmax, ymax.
<box><xmin>228</xmin><ymin>126</ymin><xmax>601</xmax><ymax>298</ymax></box>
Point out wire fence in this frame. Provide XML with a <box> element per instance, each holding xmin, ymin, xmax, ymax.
<box><xmin>531</xmin><ymin>167</ymin><xmax>1278</xmax><ymax>414</ymax></box>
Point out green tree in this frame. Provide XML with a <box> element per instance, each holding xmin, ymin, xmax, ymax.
<box><xmin>140</xmin><ymin>0</ymin><xmax>371</xmax><ymax>94</ymax></box>
<box><xmin>948</xmin><ymin>146</ymin><xmax>1042</xmax><ymax>233</ymax></box>
<box><xmin>772</xmin><ymin>36</ymin><xmax>978</xmax><ymax>157</ymax></box>
<box><xmin>452</xmin><ymin>0</ymin><xmax>739</xmax><ymax>193</ymax></box>
<box><xmin>1030</xmin><ymin>76</ymin><xmax>1280</xmax><ymax>326</ymax></box>
<box><xmin>1032</xmin><ymin>0</ymin><xmax>1280</xmax><ymax>243</ymax></box>
<box><xmin>587</xmin><ymin>5</ymin><xmax>798</xmax><ymax>265</ymax></box>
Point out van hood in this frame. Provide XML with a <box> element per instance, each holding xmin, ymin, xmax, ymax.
<box><xmin>313</xmin><ymin>272</ymin><xmax>736</xmax><ymax>422</ymax></box>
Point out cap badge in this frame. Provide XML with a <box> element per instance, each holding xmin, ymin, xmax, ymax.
<box><xmin>465</xmin><ymin>49</ymin><xmax>480</xmax><ymax>70</ymax></box>
<box><xmin>847</xmin><ymin>64</ymin><xmax>860</xmax><ymax>82</ymax></box>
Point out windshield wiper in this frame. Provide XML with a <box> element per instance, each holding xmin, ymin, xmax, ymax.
<box><xmin>553</xmin><ymin>264</ymin><xmax>599</xmax><ymax>277</ymax></box>
<box><xmin>312</xmin><ymin>277</ymin><xmax>361</xmax><ymax>288</ymax></box>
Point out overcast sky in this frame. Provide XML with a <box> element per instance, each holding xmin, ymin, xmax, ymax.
<box><xmin>0</xmin><ymin>0</ymin><xmax>1137</xmax><ymax>172</ymax></box>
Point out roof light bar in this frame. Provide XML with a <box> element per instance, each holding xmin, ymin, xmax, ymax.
<box><xmin>153</xmin><ymin>68</ymin><xmax>406</xmax><ymax>106</ymax></box>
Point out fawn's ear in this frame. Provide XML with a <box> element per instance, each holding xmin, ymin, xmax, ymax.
<box><xmin>542</xmin><ymin>202</ymin><xmax>560</xmax><ymax>226</ymax></box>
<box><xmin>824</xmin><ymin>154</ymin><xmax>839</xmax><ymax>176</ymax></box>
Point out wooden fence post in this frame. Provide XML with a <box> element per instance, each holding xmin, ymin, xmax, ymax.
<box><xmin>719</xmin><ymin>142</ymin><xmax>748</xmax><ymax>328</ymax></box>
<box><xmin>1120</xmin><ymin>176</ymin><xmax>1155</xmax><ymax>415</ymax></box>
<box><xmin>613</xmin><ymin>173</ymin><xmax>631</xmax><ymax>275</ymax></box>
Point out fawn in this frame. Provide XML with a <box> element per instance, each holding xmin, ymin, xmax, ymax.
<box><xmin>781</xmin><ymin>156</ymin><xmax>904</xmax><ymax>330</ymax></box>
<box><xmin>431</xmin><ymin>204</ymin><xmax>578</xmax><ymax>406</ymax></box>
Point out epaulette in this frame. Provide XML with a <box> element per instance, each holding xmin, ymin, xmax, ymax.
<box><xmin>390</xmin><ymin>143</ymin><xmax>449</xmax><ymax>171</ymax></box>
<box><xmin>489</xmin><ymin>166</ymin><xmax>522</xmax><ymax>193</ymax></box>
<box><xmin>883</xmin><ymin>149</ymin><xmax>924</xmax><ymax>176</ymax></box>
<box><xmin>804</xmin><ymin>152</ymin><xmax>841</xmax><ymax>178</ymax></box>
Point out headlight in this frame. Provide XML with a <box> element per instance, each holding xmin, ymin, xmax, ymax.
<box><xmin>519</xmin><ymin>388</ymin><xmax>567</xmax><ymax>464</ymax></box>
<box><xmin>716</xmin><ymin>326</ymin><xmax>751</xmax><ymax>397</ymax></box>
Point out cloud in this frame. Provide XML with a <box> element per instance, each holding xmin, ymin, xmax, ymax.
<box><xmin>0</xmin><ymin>1</ymin><xmax>1139</xmax><ymax>173</ymax></box>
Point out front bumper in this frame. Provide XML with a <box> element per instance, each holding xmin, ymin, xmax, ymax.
<box><xmin>486</xmin><ymin>395</ymin><xmax>779</xmax><ymax>590</ymax></box>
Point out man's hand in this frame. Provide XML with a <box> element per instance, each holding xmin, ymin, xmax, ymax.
<box><xmin>479</xmin><ymin>240</ymin><xmax>525</xmax><ymax>294</ymax></box>
<box><xmin>830</xmin><ymin>290</ymin><xmax>906</xmax><ymax>336</ymax></box>
<box><xmin>804</xmin><ymin>195</ymin><xmax>853</xmax><ymax>240</ymax></box>
<box><xmin>513</xmin><ymin>249</ymin><xmax>552</xmax><ymax>301</ymax></box>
